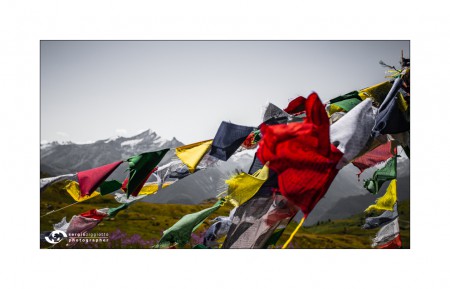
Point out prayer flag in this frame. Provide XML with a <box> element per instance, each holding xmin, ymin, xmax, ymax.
<box><xmin>175</xmin><ymin>140</ymin><xmax>213</xmax><ymax>173</ymax></box>
<box><xmin>226</xmin><ymin>164</ymin><xmax>270</xmax><ymax>207</ymax></box>
<box><xmin>257</xmin><ymin>92</ymin><xmax>343</xmax><ymax>216</ymax></box>
<box><xmin>330</xmin><ymin>98</ymin><xmax>375</xmax><ymax>168</ymax></box>
<box><xmin>364</xmin><ymin>157</ymin><xmax>397</xmax><ymax>195</ymax></box>
<box><xmin>352</xmin><ymin>141</ymin><xmax>394</xmax><ymax>175</ymax></box>
<box><xmin>40</xmin><ymin>173</ymin><xmax>76</xmax><ymax>192</ymax></box>
<box><xmin>64</xmin><ymin>181</ymin><xmax>100</xmax><ymax>202</ymax></box>
<box><xmin>126</xmin><ymin>149</ymin><xmax>169</xmax><ymax>197</ymax></box>
<box><xmin>210</xmin><ymin>122</ymin><xmax>254</xmax><ymax>161</ymax></box>
<box><xmin>77</xmin><ymin>160</ymin><xmax>123</xmax><ymax>197</ymax></box>
<box><xmin>365</xmin><ymin>179</ymin><xmax>398</xmax><ymax>213</ymax></box>
<box><xmin>371</xmin><ymin>77</ymin><xmax>409</xmax><ymax>137</ymax></box>
<box><xmin>158</xmin><ymin>199</ymin><xmax>225</xmax><ymax>247</ymax></box>
<box><xmin>372</xmin><ymin>218</ymin><xmax>400</xmax><ymax>247</ymax></box>
<box><xmin>363</xmin><ymin>203</ymin><xmax>398</xmax><ymax>229</ymax></box>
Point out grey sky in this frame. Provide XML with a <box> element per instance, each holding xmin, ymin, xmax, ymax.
<box><xmin>41</xmin><ymin>41</ymin><xmax>409</xmax><ymax>145</ymax></box>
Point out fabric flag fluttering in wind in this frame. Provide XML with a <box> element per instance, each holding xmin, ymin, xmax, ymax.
<box><xmin>364</xmin><ymin>157</ymin><xmax>397</xmax><ymax>195</ymax></box>
<box><xmin>330</xmin><ymin>98</ymin><xmax>375</xmax><ymax>169</ymax></box>
<box><xmin>225</xmin><ymin>164</ymin><xmax>270</xmax><ymax>207</ymax></box>
<box><xmin>371</xmin><ymin>77</ymin><xmax>409</xmax><ymax>137</ymax></box>
<box><xmin>40</xmin><ymin>173</ymin><xmax>77</xmax><ymax>193</ymax></box>
<box><xmin>175</xmin><ymin>140</ymin><xmax>213</xmax><ymax>173</ymax></box>
<box><xmin>80</xmin><ymin>208</ymin><xmax>109</xmax><ymax>220</ymax></box>
<box><xmin>210</xmin><ymin>122</ymin><xmax>254</xmax><ymax>161</ymax></box>
<box><xmin>262</xmin><ymin>102</ymin><xmax>290</xmax><ymax>123</ymax></box>
<box><xmin>376</xmin><ymin>234</ymin><xmax>402</xmax><ymax>249</ymax></box>
<box><xmin>257</xmin><ymin>93</ymin><xmax>343</xmax><ymax>217</ymax></box>
<box><xmin>99</xmin><ymin>180</ymin><xmax>123</xmax><ymax>195</ymax></box>
<box><xmin>64</xmin><ymin>181</ymin><xmax>101</xmax><ymax>202</ymax></box>
<box><xmin>157</xmin><ymin>199</ymin><xmax>226</xmax><ymax>248</ymax></box>
<box><xmin>203</xmin><ymin>208</ymin><xmax>236</xmax><ymax>248</ymax></box>
<box><xmin>126</xmin><ymin>149</ymin><xmax>169</xmax><ymax>197</ymax></box>
<box><xmin>358</xmin><ymin>81</ymin><xmax>393</xmax><ymax>105</ymax></box>
<box><xmin>284</xmin><ymin>96</ymin><xmax>306</xmax><ymax>115</ymax></box>
<box><xmin>77</xmin><ymin>160</ymin><xmax>123</xmax><ymax>197</ymax></box>
<box><xmin>372</xmin><ymin>218</ymin><xmax>400</xmax><ymax>248</ymax></box>
<box><xmin>365</xmin><ymin>179</ymin><xmax>398</xmax><ymax>213</ymax></box>
<box><xmin>329</xmin><ymin>91</ymin><xmax>361</xmax><ymax>104</ymax></box>
<box><xmin>222</xmin><ymin>194</ymin><xmax>298</xmax><ymax>249</ymax></box>
<box><xmin>327</xmin><ymin>94</ymin><xmax>362</xmax><ymax>116</ymax></box>
<box><xmin>352</xmin><ymin>141</ymin><xmax>394</xmax><ymax>176</ymax></box>
<box><xmin>363</xmin><ymin>203</ymin><xmax>398</xmax><ymax>229</ymax></box>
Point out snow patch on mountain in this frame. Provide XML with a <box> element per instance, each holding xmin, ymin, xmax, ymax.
<box><xmin>121</xmin><ymin>138</ymin><xmax>144</xmax><ymax>147</ymax></box>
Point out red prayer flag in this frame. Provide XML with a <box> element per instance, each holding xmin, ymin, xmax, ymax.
<box><xmin>376</xmin><ymin>234</ymin><xmax>402</xmax><ymax>249</ymax></box>
<box><xmin>352</xmin><ymin>141</ymin><xmax>394</xmax><ymax>176</ymax></box>
<box><xmin>257</xmin><ymin>93</ymin><xmax>343</xmax><ymax>216</ymax></box>
<box><xmin>284</xmin><ymin>95</ymin><xmax>306</xmax><ymax>115</ymax></box>
<box><xmin>77</xmin><ymin>161</ymin><xmax>123</xmax><ymax>197</ymax></box>
<box><xmin>80</xmin><ymin>209</ymin><xmax>108</xmax><ymax>220</ymax></box>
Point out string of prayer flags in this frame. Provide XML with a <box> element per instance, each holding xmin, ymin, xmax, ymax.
<box><xmin>363</xmin><ymin>203</ymin><xmax>398</xmax><ymax>229</ymax></box>
<box><xmin>364</xmin><ymin>157</ymin><xmax>397</xmax><ymax>195</ymax></box>
<box><xmin>371</xmin><ymin>218</ymin><xmax>400</xmax><ymax>248</ymax></box>
<box><xmin>157</xmin><ymin>198</ymin><xmax>226</xmax><ymax>248</ymax></box>
<box><xmin>77</xmin><ymin>160</ymin><xmax>123</xmax><ymax>197</ymax></box>
<box><xmin>371</xmin><ymin>77</ymin><xmax>409</xmax><ymax>137</ymax></box>
<box><xmin>210</xmin><ymin>122</ymin><xmax>254</xmax><ymax>161</ymax></box>
<box><xmin>365</xmin><ymin>179</ymin><xmax>398</xmax><ymax>213</ymax></box>
<box><xmin>40</xmin><ymin>173</ymin><xmax>77</xmax><ymax>193</ymax></box>
<box><xmin>175</xmin><ymin>140</ymin><xmax>213</xmax><ymax>173</ymax></box>
<box><xmin>225</xmin><ymin>164</ymin><xmax>270</xmax><ymax>207</ymax></box>
<box><xmin>330</xmin><ymin>98</ymin><xmax>375</xmax><ymax>169</ymax></box>
<box><xmin>256</xmin><ymin>92</ymin><xmax>343</xmax><ymax>216</ymax></box>
<box><xmin>126</xmin><ymin>149</ymin><xmax>169</xmax><ymax>197</ymax></box>
<box><xmin>352</xmin><ymin>141</ymin><xmax>394</xmax><ymax>176</ymax></box>
<box><xmin>64</xmin><ymin>181</ymin><xmax>101</xmax><ymax>202</ymax></box>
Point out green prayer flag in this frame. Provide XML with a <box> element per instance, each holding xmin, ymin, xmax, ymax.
<box><xmin>126</xmin><ymin>149</ymin><xmax>170</xmax><ymax>197</ymax></box>
<box><xmin>364</xmin><ymin>157</ymin><xmax>397</xmax><ymax>194</ymax></box>
<box><xmin>107</xmin><ymin>203</ymin><xmax>129</xmax><ymax>217</ymax></box>
<box><xmin>331</xmin><ymin>97</ymin><xmax>362</xmax><ymax>112</ymax></box>
<box><xmin>157</xmin><ymin>199</ymin><xmax>225</xmax><ymax>248</ymax></box>
<box><xmin>99</xmin><ymin>180</ymin><xmax>122</xmax><ymax>195</ymax></box>
<box><xmin>329</xmin><ymin>91</ymin><xmax>361</xmax><ymax>104</ymax></box>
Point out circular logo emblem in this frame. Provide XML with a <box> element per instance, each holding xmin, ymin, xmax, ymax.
<box><xmin>44</xmin><ymin>230</ymin><xmax>68</xmax><ymax>244</ymax></box>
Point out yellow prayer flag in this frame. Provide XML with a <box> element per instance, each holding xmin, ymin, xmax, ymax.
<box><xmin>226</xmin><ymin>165</ymin><xmax>270</xmax><ymax>207</ymax></box>
<box><xmin>175</xmin><ymin>140</ymin><xmax>213</xmax><ymax>173</ymax></box>
<box><xmin>397</xmin><ymin>92</ymin><xmax>408</xmax><ymax>112</ymax></box>
<box><xmin>359</xmin><ymin>81</ymin><xmax>393</xmax><ymax>104</ymax></box>
<box><xmin>138</xmin><ymin>182</ymin><xmax>173</xmax><ymax>195</ymax></box>
<box><xmin>65</xmin><ymin>181</ymin><xmax>100</xmax><ymax>202</ymax></box>
<box><xmin>328</xmin><ymin>103</ymin><xmax>345</xmax><ymax>116</ymax></box>
<box><xmin>365</xmin><ymin>179</ymin><xmax>398</xmax><ymax>213</ymax></box>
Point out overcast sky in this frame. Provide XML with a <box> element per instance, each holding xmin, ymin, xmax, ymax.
<box><xmin>41</xmin><ymin>41</ymin><xmax>409</xmax><ymax>145</ymax></box>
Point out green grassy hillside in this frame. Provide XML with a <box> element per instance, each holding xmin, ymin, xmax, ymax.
<box><xmin>40</xmin><ymin>181</ymin><xmax>409</xmax><ymax>249</ymax></box>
